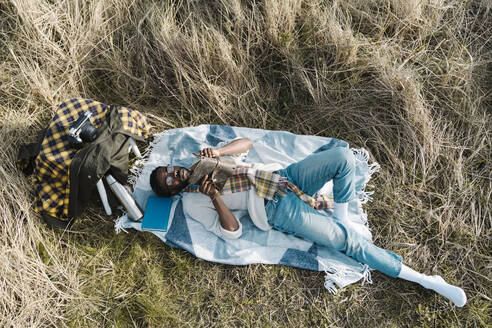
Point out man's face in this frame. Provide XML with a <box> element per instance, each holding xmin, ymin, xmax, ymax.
<box><xmin>160</xmin><ymin>165</ymin><xmax>191</xmax><ymax>196</ymax></box>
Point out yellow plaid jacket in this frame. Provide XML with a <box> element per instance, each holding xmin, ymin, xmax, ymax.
<box><xmin>18</xmin><ymin>98</ymin><xmax>152</xmax><ymax>219</ymax></box>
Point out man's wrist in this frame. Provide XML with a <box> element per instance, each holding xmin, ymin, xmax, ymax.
<box><xmin>210</xmin><ymin>191</ymin><xmax>220</xmax><ymax>202</ymax></box>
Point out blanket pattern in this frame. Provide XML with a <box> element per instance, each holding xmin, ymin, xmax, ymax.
<box><xmin>115</xmin><ymin>125</ymin><xmax>379</xmax><ymax>293</ymax></box>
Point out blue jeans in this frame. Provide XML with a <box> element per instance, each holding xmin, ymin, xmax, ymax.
<box><xmin>266</xmin><ymin>147</ymin><xmax>402</xmax><ymax>277</ymax></box>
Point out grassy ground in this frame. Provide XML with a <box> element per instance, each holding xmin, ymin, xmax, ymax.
<box><xmin>1</xmin><ymin>0</ymin><xmax>490</xmax><ymax>327</ymax></box>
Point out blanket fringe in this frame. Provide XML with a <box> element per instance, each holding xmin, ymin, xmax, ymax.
<box><xmin>368</xmin><ymin>162</ymin><xmax>381</xmax><ymax>176</ymax></box>
<box><xmin>128</xmin><ymin>133</ymin><xmax>166</xmax><ymax>187</ymax></box>
<box><xmin>114</xmin><ymin>215</ymin><xmax>129</xmax><ymax>234</ymax></box>
<box><xmin>319</xmin><ymin>259</ymin><xmax>373</xmax><ymax>294</ymax></box>
<box><xmin>322</xmin><ymin>265</ymin><xmax>340</xmax><ymax>295</ymax></box>
<box><xmin>361</xmin><ymin>265</ymin><xmax>373</xmax><ymax>286</ymax></box>
<box><xmin>319</xmin><ymin>261</ymin><xmax>348</xmax><ymax>295</ymax></box>
<box><xmin>356</xmin><ymin>190</ymin><xmax>374</xmax><ymax>205</ymax></box>
<box><xmin>351</xmin><ymin>147</ymin><xmax>370</xmax><ymax>162</ymax></box>
<box><xmin>351</xmin><ymin>147</ymin><xmax>379</xmax><ymax>206</ymax></box>
<box><xmin>358</xmin><ymin>211</ymin><xmax>369</xmax><ymax>226</ymax></box>
<box><xmin>324</xmin><ymin>279</ymin><xmax>338</xmax><ymax>295</ymax></box>
<box><xmin>351</xmin><ymin>148</ymin><xmax>380</xmax><ymax>179</ymax></box>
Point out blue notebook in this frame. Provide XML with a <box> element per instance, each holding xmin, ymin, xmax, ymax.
<box><xmin>141</xmin><ymin>196</ymin><xmax>172</xmax><ymax>232</ymax></box>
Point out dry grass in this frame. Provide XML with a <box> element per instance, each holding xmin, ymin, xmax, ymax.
<box><xmin>0</xmin><ymin>0</ymin><xmax>490</xmax><ymax>327</ymax></box>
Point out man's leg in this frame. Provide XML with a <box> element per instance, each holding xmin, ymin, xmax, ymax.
<box><xmin>276</xmin><ymin>147</ymin><xmax>356</xmax><ymax>202</ymax></box>
<box><xmin>268</xmin><ymin>193</ymin><xmax>347</xmax><ymax>250</ymax></box>
<box><xmin>398</xmin><ymin>265</ymin><xmax>467</xmax><ymax>307</ymax></box>
<box><xmin>276</xmin><ymin>147</ymin><xmax>355</xmax><ymax>220</ymax></box>
<box><xmin>266</xmin><ymin>195</ymin><xmax>467</xmax><ymax>306</ymax></box>
<box><xmin>345</xmin><ymin>231</ymin><xmax>467</xmax><ymax>306</ymax></box>
<box><xmin>267</xmin><ymin>193</ymin><xmax>402</xmax><ymax>277</ymax></box>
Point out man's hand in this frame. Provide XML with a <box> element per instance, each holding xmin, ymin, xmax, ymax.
<box><xmin>199</xmin><ymin>174</ymin><xmax>239</xmax><ymax>232</ymax></box>
<box><xmin>200</xmin><ymin>147</ymin><xmax>221</xmax><ymax>158</ymax></box>
<box><xmin>199</xmin><ymin>174</ymin><xmax>219</xmax><ymax>198</ymax></box>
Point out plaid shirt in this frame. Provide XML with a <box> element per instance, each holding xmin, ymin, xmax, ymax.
<box><xmin>19</xmin><ymin>98</ymin><xmax>152</xmax><ymax>218</ymax></box>
<box><xmin>185</xmin><ymin>166</ymin><xmax>334</xmax><ymax>210</ymax></box>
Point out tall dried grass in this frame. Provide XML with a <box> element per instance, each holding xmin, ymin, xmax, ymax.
<box><xmin>0</xmin><ymin>0</ymin><xmax>490</xmax><ymax>326</ymax></box>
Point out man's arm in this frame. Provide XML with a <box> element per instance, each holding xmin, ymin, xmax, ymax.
<box><xmin>199</xmin><ymin>175</ymin><xmax>239</xmax><ymax>232</ymax></box>
<box><xmin>200</xmin><ymin>138</ymin><xmax>253</xmax><ymax>158</ymax></box>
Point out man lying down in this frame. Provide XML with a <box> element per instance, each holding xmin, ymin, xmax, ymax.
<box><xmin>149</xmin><ymin>138</ymin><xmax>467</xmax><ymax>307</ymax></box>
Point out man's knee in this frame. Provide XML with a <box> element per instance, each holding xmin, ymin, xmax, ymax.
<box><xmin>330</xmin><ymin>147</ymin><xmax>355</xmax><ymax>171</ymax></box>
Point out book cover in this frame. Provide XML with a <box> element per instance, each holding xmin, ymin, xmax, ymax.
<box><xmin>141</xmin><ymin>196</ymin><xmax>172</xmax><ymax>232</ymax></box>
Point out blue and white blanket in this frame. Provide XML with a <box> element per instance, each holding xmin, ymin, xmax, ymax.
<box><xmin>115</xmin><ymin>125</ymin><xmax>380</xmax><ymax>293</ymax></box>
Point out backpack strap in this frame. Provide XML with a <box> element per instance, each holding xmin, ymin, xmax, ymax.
<box><xmin>41</xmin><ymin>213</ymin><xmax>76</xmax><ymax>229</ymax></box>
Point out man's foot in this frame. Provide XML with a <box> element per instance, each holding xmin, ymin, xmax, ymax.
<box><xmin>421</xmin><ymin>275</ymin><xmax>467</xmax><ymax>307</ymax></box>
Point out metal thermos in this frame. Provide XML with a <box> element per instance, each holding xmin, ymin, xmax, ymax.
<box><xmin>106</xmin><ymin>174</ymin><xmax>143</xmax><ymax>221</ymax></box>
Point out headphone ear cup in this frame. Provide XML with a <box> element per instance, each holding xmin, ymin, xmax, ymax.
<box><xmin>80</xmin><ymin>122</ymin><xmax>98</xmax><ymax>142</ymax></box>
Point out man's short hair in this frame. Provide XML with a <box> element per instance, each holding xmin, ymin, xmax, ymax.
<box><xmin>149</xmin><ymin>167</ymin><xmax>170</xmax><ymax>197</ymax></box>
